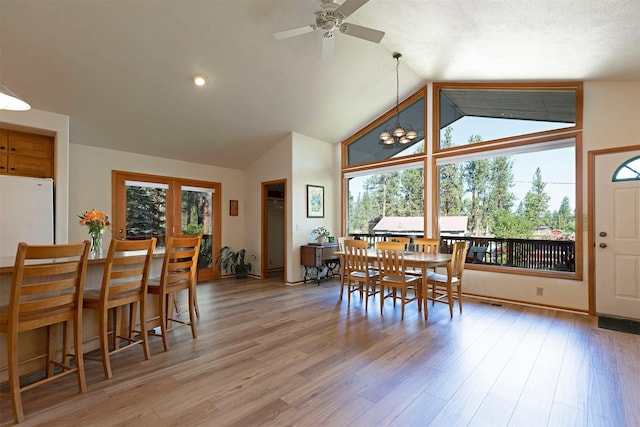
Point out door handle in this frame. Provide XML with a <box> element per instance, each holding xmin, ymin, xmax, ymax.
<box><xmin>599</xmin><ymin>231</ymin><xmax>607</xmax><ymax>237</ymax></box>
<box><xmin>599</xmin><ymin>243</ymin><xmax>607</xmax><ymax>248</ymax></box>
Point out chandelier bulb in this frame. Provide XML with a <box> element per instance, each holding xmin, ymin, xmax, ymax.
<box><xmin>393</xmin><ymin>127</ymin><xmax>405</xmax><ymax>138</ymax></box>
<box><xmin>406</xmin><ymin>130</ymin><xmax>418</xmax><ymax>140</ymax></box>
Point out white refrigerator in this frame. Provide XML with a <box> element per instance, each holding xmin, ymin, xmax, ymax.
<box><xmin>0</xmin><ymin>175</ymin><xmax>54</xmax><ymax>258</ymax></box>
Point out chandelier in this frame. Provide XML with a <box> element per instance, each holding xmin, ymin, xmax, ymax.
<box><xmin>379</xmin><ymin>52</ymin><xmax>417</xmax><ymax>146</ymax></box>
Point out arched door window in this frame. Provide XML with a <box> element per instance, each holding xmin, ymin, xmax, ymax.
<box><xmin>612</xmin><ymin>155</ymin><xmax>640</xmax><ymax>182</ymax></box>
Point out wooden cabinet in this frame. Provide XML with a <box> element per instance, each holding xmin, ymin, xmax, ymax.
<box><xmin>0</xmin><ymin>129</ymin><xmax>53</xmax><ymax>178</ymax></box>
<box><xmin>301</xmin><ymin>243</ymin><xmax>340</xmax><ymax>284</ymax></box>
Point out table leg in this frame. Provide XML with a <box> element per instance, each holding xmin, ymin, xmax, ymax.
<box><xmin>422</xmin><ymin>264</ymin><xmax>428</xmax><ymax>320</ymax></box>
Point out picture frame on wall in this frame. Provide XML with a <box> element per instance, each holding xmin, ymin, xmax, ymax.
<box><xmin>307</xmin><ymin>185</ymin><xmax>324</xmax><ymax>218</ymax></box>
<box><xmin>229</xmin><ymin>200</ymin><xmax>238</xmax><ymax>216</ymax></box>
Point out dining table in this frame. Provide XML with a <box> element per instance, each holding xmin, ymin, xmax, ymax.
<box><xmin>335</xmin><ymin>248</ymin><xmax>452</xmax><ymax>319</ymax></box>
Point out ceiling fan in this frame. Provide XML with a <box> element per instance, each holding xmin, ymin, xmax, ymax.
<box><xmin>273</xmin><ymin>0</ymin><xmax>385</xmax><ymax>58</ymax></box>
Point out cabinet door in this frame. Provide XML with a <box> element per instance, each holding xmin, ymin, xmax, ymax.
<box><xmin>7</xmin><ymin>156</ymin><xmax>52</xmax><ymax>178</ymax></box>
<box><xmin>8</xmin><ymin>131</ymin><xmax>53</xmax><ymax>158</ymax></box>
<box><xmin>0</xmin><ymin>155</ymin><xmax>6</xmax><ymax>174</ymax></box>
<box><xmin>0</xmin><ymin>129</ymin><xmax>7</xmax><ymax>153</ymax></box>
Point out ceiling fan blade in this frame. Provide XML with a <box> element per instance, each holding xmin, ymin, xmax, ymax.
<box><xmin>337</xmin><ymin>0</ymin><xmax>369</xmax><ymax>19</ymax></box>
<box><xmin>322</xmin><ymin>35</ymin><xmax>335</xmax><ymax>60</ymax></box>
<box><xmin>339</xmin><ymin>23</ymin><xmax>385</xmax><ymax>43</ymax></box>
<box><xmin>273</xmin><ymin>24</ymin><xmax>317</xmax><ymax>40</ymax></box>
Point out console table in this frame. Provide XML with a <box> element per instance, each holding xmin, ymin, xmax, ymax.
<box><xmin>300</xmin><ymin>243</ymin><xmax>340</xmax><ymax>285</ymax></box>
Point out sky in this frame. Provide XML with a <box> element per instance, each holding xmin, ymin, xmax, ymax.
<box><xmin>447</xmin><ymin>117</ymin><xmax>576</xmax><ymax>211</ymax></box>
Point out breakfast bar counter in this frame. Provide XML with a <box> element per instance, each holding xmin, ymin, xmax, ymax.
<box><xmin>0</xmin><ymin>249</ymin><xmax>166</xmax><ymax>383</ymax></box>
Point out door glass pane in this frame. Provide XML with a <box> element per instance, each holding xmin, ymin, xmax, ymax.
<box><xmin>181</xmin><ymin>185</ymin><xmax>214</xmax><ymax>269</ymax></box>
<box><xmin>125</xmin><ymin>180</ymin><xmax>168</xmax><ymax>248</ymax></box>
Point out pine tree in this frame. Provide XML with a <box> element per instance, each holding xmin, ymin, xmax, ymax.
<box><xmin>523</xmin><ymin>167</ymin><xmax>551</xmax><ymax>230</ymax></box>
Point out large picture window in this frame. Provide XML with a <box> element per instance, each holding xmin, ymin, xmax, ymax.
<box><xmin>341</xmin><ymin>81</ymin><xmax>582</xmax><ymax>279</ymax></box>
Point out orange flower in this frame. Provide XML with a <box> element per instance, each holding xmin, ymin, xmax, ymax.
<box><xmin>78</xmin><ymin>209</ymin><xmax>110</xmax><ymax>233</ymax></box>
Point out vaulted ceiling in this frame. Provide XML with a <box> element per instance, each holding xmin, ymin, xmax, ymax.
<box><xmin>1</xmin><ymin>0</ymin><xmax>638</xmax><ymax>170</ymax></box>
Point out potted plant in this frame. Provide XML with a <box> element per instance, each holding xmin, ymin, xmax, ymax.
<box><xmin>215</xmin><ymin>246</ymin><xmax>256</xmax><ymax>279</ymax></box>
<box><xmin>311</xmin><ymin>226</ymin><xmax>331</xmax><ymax>245</ymax></box>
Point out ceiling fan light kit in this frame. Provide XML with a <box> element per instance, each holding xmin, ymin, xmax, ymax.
<box><xmin>273</xmin><ymin>0</ymin><xmax>385</xmax><ymax>58</ymax></box>
<box><xmin>379</xmin><ymin>52</ymin><xmax>417</xmax><ymax>146</ymax></box>
<box><xmin>0</xmin><ymin>81</ymin><xmax>31</xmax><ymax>111</ymax></box>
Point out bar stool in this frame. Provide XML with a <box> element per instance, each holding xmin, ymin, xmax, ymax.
<box><xmin>0</xmin><ymin>241</ymin><xmax>90</xmax><ymax>424</ymax></box>
<box><xmin>83</xmin><ymin>238</ymin><xmax>156</xmax><ymax>379</ymax></box>
<box><xmin>147</xmin><ymin>235</ymin><xmax>201</xmax><ymax>351</ymax></box>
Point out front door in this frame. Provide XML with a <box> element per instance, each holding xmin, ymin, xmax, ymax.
<box><xmin>594</xmin><ymin>150</ymin><xmax>640</xmax><ymax>320</ymax></box>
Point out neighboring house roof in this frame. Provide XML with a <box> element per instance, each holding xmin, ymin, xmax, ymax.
<box><xmin>440</xmin><ymin>216</ymin><xmax>468</xmax><ymax>233</ymax></box>
<box><xmin>372</xmin><ymin>216</ymin><xmax>468</xmax><ymax>233</ymax></box>
<box><xmin>373</xmin><ymin>216</ymin><xmax>424</xmax><ymax>233</ymax></box>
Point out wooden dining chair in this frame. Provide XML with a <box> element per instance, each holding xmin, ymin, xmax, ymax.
<box><xmin>342</xmin><ymin>239</ymin><xmax>379</xmax><ymax>309</ymax></box>
<box><xmin>376</xmin><ymin>241</ymin><xmax>421</xmax><ymax>320</ymax></box>
<box><xmin>0</xmin><ymin>241</ymin><xmax>90</xmax><ymax>424</ymax></box>
<box><xmin>147</xmin><ymin>235</ymin><xmax>201</xmax><ymax>351</ymax></box>
<box><xmin>83</xmin><ymin>238</ymin><xmax>156</xmax><ymax>379</ymax></box>
<box><xmin>337</xmin><ymin>236</ymin><xmax>349</xmax><ymax>291</ymax></box>
<box><xmin>387</xmin><ymin>236</ymin><xmax>411</xmax><ymax>251</ymax></box>
<box><xmin>413</xmin><ymin>238</ymin><xmax>439</xmax><ymax>254</ymax></box>
<box><xmin>410</xmin><ymin>238</ymin><xmax>440</xmax><ymax>274</ymax></box>
<box><xmin>424</xmin><ymin>241</ymin><xmax>469</xmax><ymax>318</ymax></box>
<box><xmin>176</xmin><ymin>234</ymin><xmax>203</xmax><ymax>318</ymax></box>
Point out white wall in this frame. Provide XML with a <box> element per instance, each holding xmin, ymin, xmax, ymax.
<box><xmin>291</xmin><ymin>132</ymin><xmax>339</xmax><ymax>283</ymax></box>
<box><xmin>69</xmin><ymin>143</ymin><xmax>245</xmax><ymax>247</ymax></box>
<box><xmin>244</xmin><ymin>131</ymin><xmax>337</xmax><ymax>283</ymax></box>
<box><xmin>244</xmin><ymin>133</ymin><xmax>293</xmax><ymax>280</ymax></box>
<box><xmin>0</xmin><ymin>108</ymin><xmax>70</xmax><ymax>244</ymax></box>
<box><xmin>460</xmin><ymin>81</ymin><xmax>640</xmax><ymax>311</ymax></box>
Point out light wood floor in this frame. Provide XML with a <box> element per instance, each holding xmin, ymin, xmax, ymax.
<box><xmin>1</xmin><ymin>276</ymin><xmax>639</xmax><ymax>426</ymax></box>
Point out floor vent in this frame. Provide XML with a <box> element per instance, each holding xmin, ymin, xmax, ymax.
<box><xmin>598</xmin><ymin>316</ymin><xmax>640</xmax><ymax>335</ymax></box>
<box><xmin>480</xmin><ymin>301</ymin><xmax>503</xmax><ymax>307</ymax></box>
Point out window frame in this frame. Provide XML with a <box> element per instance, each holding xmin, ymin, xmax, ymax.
<box><xmin>432</xmin><ymin>82</ymin><xmax>583</xmax><ymax>280</ymax></box>
<box><xmin>433</xmin><ymin>82</ymin><xmax>583</xmax><ymax>155</ymax></box>
<box><xmin>341</xmin><ymin>81</ymin><xmax>583</xmax><ymax>280</ymax></box>
<box><xmin>112</xmin><ymin>170</ymin><xmax>222</xmax><ymax>281</ymax></box>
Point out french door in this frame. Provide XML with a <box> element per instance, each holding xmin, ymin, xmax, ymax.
<box><xmin>112</xmin><ymin>171</ymin><xmax>221</xmax><ymax>281</ymax></box>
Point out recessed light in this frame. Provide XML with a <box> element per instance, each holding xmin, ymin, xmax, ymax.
<box><xmin>193</xmin><ymin>75</ymin><xmax>206</xmax><ymax>87</ymax></box>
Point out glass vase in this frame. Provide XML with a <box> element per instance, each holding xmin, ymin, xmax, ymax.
<box><xmin>89</xmin><ymin>229</ymin><xmax>104</xmax><ymax>257</ymax></box>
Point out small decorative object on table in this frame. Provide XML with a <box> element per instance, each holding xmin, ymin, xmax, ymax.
<box><xmin>79</xmin><ymin>209</ymin><xmax>110</xmax><ymax>257</ymax></box>
<box><xmin>311</xmin><ymin>226</ymin><xmax>331</xmax><ymax>245</ymax></box>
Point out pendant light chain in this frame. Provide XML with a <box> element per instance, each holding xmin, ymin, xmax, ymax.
<box><xmin>379</xmin><ymin>52</ymin><xmax>417</xmax><ymax>146</ymax></box>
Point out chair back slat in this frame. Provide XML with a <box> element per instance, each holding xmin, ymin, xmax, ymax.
<box><xmin>22</xmin><ymin>260</ymin><xmax>83</xmax><ymax>278</ymax></box>
<box><xmin>100</xmin><ymin>238</ymin><xmax>156</xmax><ymax>301</ymax></box>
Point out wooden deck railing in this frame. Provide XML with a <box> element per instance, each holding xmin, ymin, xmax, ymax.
<box><xmin>348</xmin><ymin>233</ymin><xmax>575</xmax><ymax>272</ymax></box>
